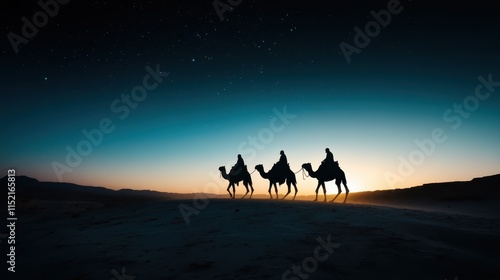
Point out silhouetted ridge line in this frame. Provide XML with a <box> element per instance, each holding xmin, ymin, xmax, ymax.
<box><xmin>346</xmin><ymin>174</ymin><xmax>500</xmax><ymax>205</ymax></box>
<box><xmin>0</xmin><ymin>175</ymin><xmax>199</xmax><ymax>202</ymax></box>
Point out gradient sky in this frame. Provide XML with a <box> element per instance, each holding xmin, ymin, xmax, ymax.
<box><xmin>1</xmin><ymin>0</ymin><xmax>499</xmax><ymax>195</ymax></box>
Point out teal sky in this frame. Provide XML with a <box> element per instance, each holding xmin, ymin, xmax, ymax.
<box><xmin>1</xmin><ymin>1</ymin><xmax>499</xmax><ymax>194</ymax></box>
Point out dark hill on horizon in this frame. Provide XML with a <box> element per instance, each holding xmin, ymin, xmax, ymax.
<box><xmin>0</xmin><ymin>175</ymin><xmax>199</xmax><ymax>203</ymax></box>
<box><xmin>349</xmin><ymin>174</ymin><xmax>500</xmax><ymax>202</ymax></box>
<box><xmin>343</xmin><ymin>174</ymin><xmax>500</xmax><ymax>217</ymax></box>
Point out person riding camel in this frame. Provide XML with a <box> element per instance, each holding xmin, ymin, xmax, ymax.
<box><xmin>278</xmin><ymin>150</ymin><xmax>288</xmax><ymax>166</ymax></box>
<box><xmin>272</xmin><ymin>150</ymin><xmax>288</xmax><ymax>173</ymax></box>
<box><xmin>230</xmin><ymin>154</ymin><xmax>245</xmax><ymax>176</ymax></box>
<box><xmin>274</xmin><ymin>150</ymin><xmax>289</xmax><ymax>184</ymax></box>
<box><xmin>322</xmin><ymin>148</ymin><xmax>335</xmax><ymax>169</ymax></box>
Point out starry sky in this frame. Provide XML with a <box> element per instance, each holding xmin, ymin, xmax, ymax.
<box><xmin>1</xmin><ymin>0</ymin><xmax>499</xmax><ymax>194</ymax></box>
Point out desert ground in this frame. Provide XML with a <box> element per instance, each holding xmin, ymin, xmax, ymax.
<box><xmin>11</xmin><ymin>196</ymin><xmax>500</xmax><ymax>280</ymax></box>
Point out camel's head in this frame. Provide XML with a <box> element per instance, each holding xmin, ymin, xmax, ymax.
<box><xmin>302</xmin><ymin>163</ymin><xmax>312</xmax><ymax>169</ymax></box>
<box><xmin>218</xmin><ymin>166</ymin><xmax>226</xmax><ymax>172</ymax></box>
<box><xmin>255</xmin><ymin>164</ymin><xmax>264</xmax><ymax>172</ymax></box>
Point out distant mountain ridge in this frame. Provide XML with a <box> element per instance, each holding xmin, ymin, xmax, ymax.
<box><xmin>335</xmin><ymin>174</ymin><xmax>500</xmax><ymax>218</ymax></box>
<box><xmin>350</xmin><ymin>174</ymin><xmax>500</xmax><ymax>202</ymax></box>
<box><xmin>1</xmin><ymin>174</ymin><xmax>499</xmax><ymax>203</ymax></box>
<box><xmin>0</xmin><ymin>175</ymin><xmax>198</xmax><ymax>202</ymax></box>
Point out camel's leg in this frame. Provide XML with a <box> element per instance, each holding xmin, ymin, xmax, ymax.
<box><xmin>268</xmin><ymin>182</ymin><xmax>273</xmax><ymax>199</ymax></box>
<box><xmin>241</xmin><ymin>183</ymin><xmax>249</xmax><ymax>199</ymax></box>
<box><xmin>241</xmin><ymin>190</ymin><xmax>248</xmax><ymax>199</ymax></box>
<box><xmin>282</xmin><ymin>183</ymin><xmax>291</xmax><ymax>200</ymax></box>
<box><xmin>322</xmin><ymin>182</ymin><xmax>327</xmax><ymax>202</ymax></box>
<box><xmin>293</xmin><ymin>182</ymin><xmax>298</xmax><ymax>200</ymax></box>
<box><xmin>331</xmin><ymin>180</ymin><xmax>342</xmax><ymax>203</ymax></box>
<box><xmin>274</xmin><ymin>183</ymin><xmax>279</xmax><ymax>199</ymax></box>
<box><xmin>227</xmin><ymin>183</ymin><xmax>233</xmax><ymax>198</ymax></box>
<box><xmin>343</xmin><ymin>179</ymin><xmax>349</xmax><ymax>203</ymax></box>
<box><xmin>231</xmin><ymin>184</ymin><xmax>236</xmax><ymax>199</ymax></box>
<box><xmin>314</xmin><ymin>182</ymin><xmax>321</xmax><ymax>201</ymax></box>
<box><xmin>249</xmin><ymin>183</ymin><xmax>254</xmax><ymax>199</ymax></box>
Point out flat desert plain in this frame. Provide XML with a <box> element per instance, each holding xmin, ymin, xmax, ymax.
<box><xmin>11</xmin><ymin>197</ymin><xmax>500</xmax><ymax>280</ymax></box>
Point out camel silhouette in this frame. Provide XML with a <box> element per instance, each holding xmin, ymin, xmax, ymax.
<box><xmin>219</xmin><ymin>166</ymin><xmax>254</xmax><ymax>199</ymax></box>
<box><xmin>302</xmin><ymin>162</ymin><xmax>349</xmax><ymax>203</ymax></box>
<box><xmin>255</xmin><ymin>164</ymin><xmax>298</xmax><ymax>200</ymax></box>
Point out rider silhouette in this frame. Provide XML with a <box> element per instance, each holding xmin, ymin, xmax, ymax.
<box><xmin>278</xmin><ymin>150</ymin><xmax>288</xmax><ymax>166</ymax></box>
<box><xmin>274</xmin><ymin>150</ymin><xmax>289</xmax><ymax>184</ymax></box>
<box><xmin>322</xmin><ymin>148</ymin><xmax>334</xmax><ymax>165</ymax></box>
<box><xmin>320</xmin><ymin>148</ymin><xmax>336</xmax><ymax>172</ymax></box>
<box><xmin>231</xmin><ymin>154</ymin><xmax>245</xmax><ymax>176</ymax></box>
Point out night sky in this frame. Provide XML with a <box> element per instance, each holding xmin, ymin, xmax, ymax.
<box><xmin>1</xmin><ymin>0</ymin><xmax>499</xmax><ymax>194</ymax></box>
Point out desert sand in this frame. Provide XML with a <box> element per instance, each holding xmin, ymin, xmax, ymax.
<box><xmin>11</xmin><ymin>196</ymin><xmax>500</xmax><ymax>280</ymax></box>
